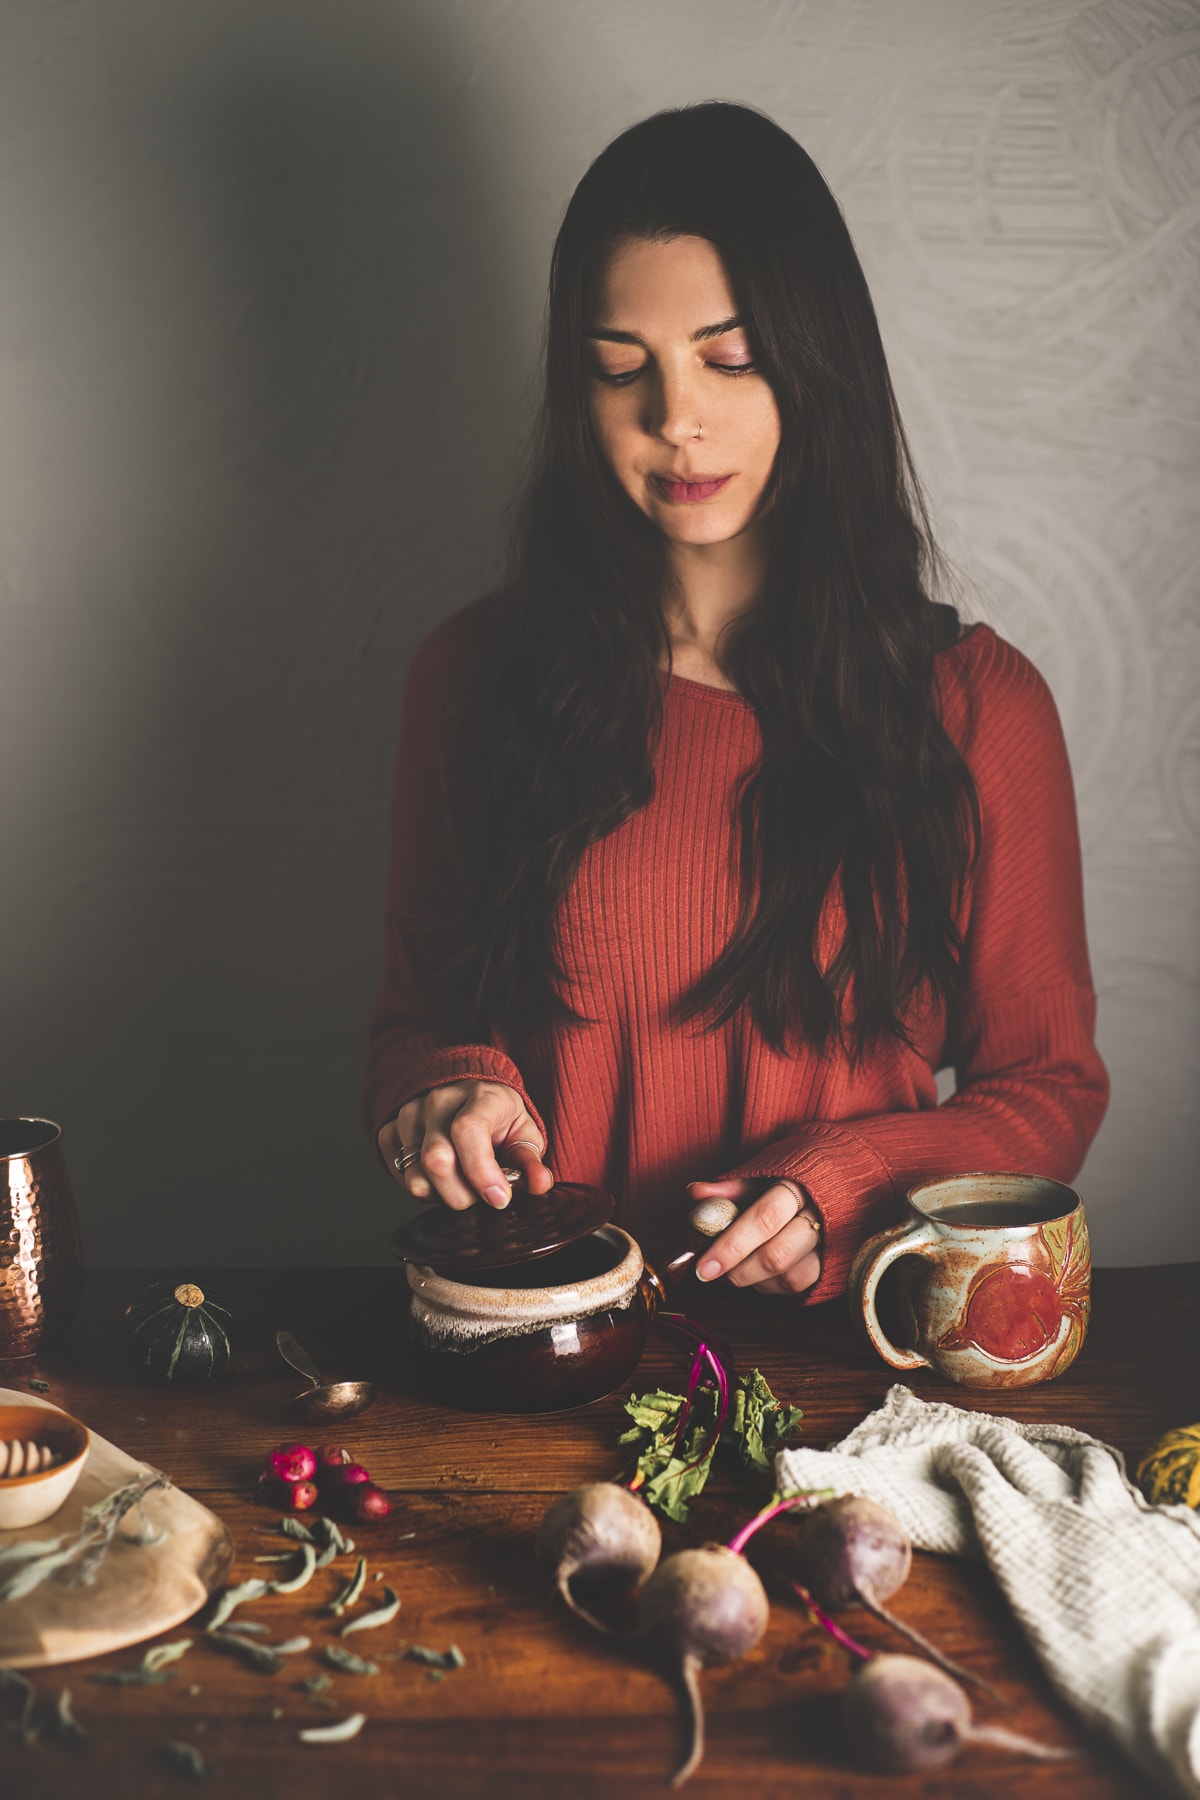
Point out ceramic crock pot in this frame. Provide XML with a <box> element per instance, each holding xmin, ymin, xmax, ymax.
<box><xmin>391</xmin><ymin>1184</ymin><xmax>733</xmax><ymax>1415</ymax></box>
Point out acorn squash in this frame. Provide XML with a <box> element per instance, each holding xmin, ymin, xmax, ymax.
<box><xmin>125</xmin><ymin>1280</ymin><xmax>232</xmax><ymax>1384</ymax></box>
<box><xmin>1136</xmin><ymin>1423</ymin><xmax>1200</xmax><ymax>1510</ymax></box>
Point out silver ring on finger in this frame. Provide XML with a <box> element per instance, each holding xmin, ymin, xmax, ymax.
<box><xmin>507</xmin><ymin>1137</ymin><xmax>546</xmax><ymax>1157</ymax></box>
<box><xmin>395</xmin><ymin>1144</ymin><xmax>423</xmax><ymax>1171</ymax></box>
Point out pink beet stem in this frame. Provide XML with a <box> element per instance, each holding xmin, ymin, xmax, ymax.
<box><xmin>655</xmin><ymin>1314</ymin><xmax>731</xmax><ymax>1480</ymax></box>
<box><xmin>614</xmin><ymin>1314</ymin><xmax>733</xmax><ymax>1492</ymax></box>
<box><xmin>726</xmin><ymin>1492</ymin><xmax>834</xmax><ymax>1558</ymax></box>
<box><xmin>788</xmin><ymin>1580</ymin><xmax>873</xmax><ymax>1661</ymax></box>
<box><xmin>672</xmin><ymin>1343</ymin><xmax>709</xmax><ymax>1456</ymax></box>
<box><xmin>671</xmin><ymin>1342</ymin><xmax>730</xmax><ymax>1480</ymax></box>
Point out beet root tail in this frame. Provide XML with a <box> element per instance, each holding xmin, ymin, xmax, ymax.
<box><xmin>671</xmin><ymin>1653</ymin><xmax>706</xmax><ymax>1788</ymax></box>
<box><xmin>858</xmin><ymin>1591</ymin><xmax>1003</xmax><ymax>1705</ymax></box>
<box><xmin>557</xmin><ymin>1569</ymin><xmax>619</xmax><ymax>1635</ymax></box>
<box><xmin>966</xmin><ymin>1723</ymin><xmax>1076</xmax><ymax>1762</ymax></box>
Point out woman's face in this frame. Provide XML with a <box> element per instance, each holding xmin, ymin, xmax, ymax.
<box><xmin>585</xmin><ymin>234</ymin><xmax>781</xmax><ymax>550</ymax></box>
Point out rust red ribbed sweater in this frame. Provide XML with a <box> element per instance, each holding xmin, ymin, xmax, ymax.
<box><xmin>362</xmin><ymin>599</ymin><xmax>1108</xmax><ymax>1303</ymax></box>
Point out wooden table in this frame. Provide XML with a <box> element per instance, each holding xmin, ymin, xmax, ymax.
<box><xmin>3</xmin><ymin>1262</ymin><xmax>1197</xmax><ymax>1799</ymax></box>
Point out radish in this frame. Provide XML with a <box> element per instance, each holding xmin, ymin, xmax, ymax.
<box><xmin>843</xmin><ymin>1653</ymin><xmax>1073</xmax><ymax>1772</ymax></box>
<box><xmin>536</xmin><ymin>1483</ymin><xmax>661</xmax><ymax>1632</ymax></box>
<box><xmin>345</xmin><ymin>1483</ymin><xmax>392</xmax><ymax>1523</ymax></box>
<box><xmin>638</xmin><ymin>1546</ymin><xmax>770</xmax><ymax>1788</ymax></box>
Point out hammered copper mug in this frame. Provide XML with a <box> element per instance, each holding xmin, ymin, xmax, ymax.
<box><xmin>0</xmin><ymin>1118</ymin><xmax>84</xmax><ymax>1360</ymax></box>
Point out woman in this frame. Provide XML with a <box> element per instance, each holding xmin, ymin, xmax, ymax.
<box><xmin>362</xmin><ymin>102</ymin><xmax>1108</xmax><ymax>1305</ymax></box>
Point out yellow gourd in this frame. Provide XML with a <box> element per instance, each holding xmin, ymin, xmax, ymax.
<box><xmin>1136</xmin><ymin>1424</ymin><xmax>1200</xmax><ymax>1510</ymax></box>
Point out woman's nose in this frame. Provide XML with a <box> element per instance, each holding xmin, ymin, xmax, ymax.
<box><xmin>645</xmin><ymin>368</ymin><xmax>703</xmax><ymax>446</ymax></box>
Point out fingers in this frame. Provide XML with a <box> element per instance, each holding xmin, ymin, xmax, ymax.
<box><xmin>380</xmin><ymin>1083</ymin><xmax>552</xmax><ymax>1211</ymax></box>
<box><xmin>750</xmin><ymin>1248</ymin><xmax>823</xmax><ymax>1296</ymax></box>
<box><xmin>497</xmin><ymin>1127</ymin><xmax>554</xmax><ymax>1195</ymax></box>
<box><xmin>695</xmin><ymin>1181</ymin><xmax>802</xmax><ymax>1282</ymax></box>
<box><xmin>693</xmin><ymin>1178</ymin><xmax>823</xmax><ymax>1290</ymax></box>
<box><xmin>417</xmin><ymin>1087</ymin><xmax>502</xmax><ymax>1211</ymax></box>
<box><xmin>686</xmin><ymin>1178</ymin><xmax>756</xmax><ymax>1201</ymax></box>
<box><xmin>724</xmin><ymin>1212</ymin><xmax>822</xmax><ymax>1288</ymax></box>
<box><xmin>378</xmin><ymin>1102</ymin><xmax>430</xmax><ymax>1196</ymax></box>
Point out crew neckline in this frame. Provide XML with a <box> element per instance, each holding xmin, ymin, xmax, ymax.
<box><xmin>659</xmin><ymin>667</ymin><xmax>751</xmax><ymax>707</ymax></box>
<box><xmin>659</xmin><ymin>622</ymin><xmax>989</xmax><ymax>708</ymax></box>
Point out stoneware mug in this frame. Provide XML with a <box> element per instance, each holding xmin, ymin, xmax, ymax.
<box><xmin>848</xmin><ymin>1171</ymin><xmax>1090</xmax><ymax>1390</ymax></box>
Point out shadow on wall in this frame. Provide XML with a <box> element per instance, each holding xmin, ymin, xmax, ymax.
<box><xmin>5</xmin><ymin>4</ymin><xmax>529</xmax><ymax>1264</ymax></box>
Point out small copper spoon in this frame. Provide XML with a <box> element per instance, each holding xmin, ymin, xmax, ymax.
<box><xmin>275</xmin><ymin>1331</ymin><xmax>377</xmax><ymax>1421</ymax></box>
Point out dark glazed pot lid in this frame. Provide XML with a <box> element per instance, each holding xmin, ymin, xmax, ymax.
<box><xmin>390</xmin><ymin>1182</ymin><xmax>616</xmax><ymax>1273</ymax></box>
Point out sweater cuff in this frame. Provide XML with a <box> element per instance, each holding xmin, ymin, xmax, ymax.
<box><xmin>716</xmin><ymin>1123</ymin><xmax>901</xmax><ymax>1305</ymax></box>
<box><xmin>367</xmin><ymin>1046</ymin><xmax>549</xmax><ymax>1172</ymax></box>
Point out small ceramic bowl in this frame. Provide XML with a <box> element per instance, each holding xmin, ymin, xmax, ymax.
<box><xmin>0</xmin><ymin>1402</ymin><xmax>90</xmax><ymax>1529</ymax></box>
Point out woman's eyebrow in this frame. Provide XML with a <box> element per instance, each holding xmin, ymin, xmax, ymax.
<box><xmin>585</xmin><ymin>314</ymin><xmax>744</xmax><ymax>345</ymax></box>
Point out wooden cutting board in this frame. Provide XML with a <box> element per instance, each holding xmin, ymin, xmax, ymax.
<box><xmin>0</xmin><ymin>1387</ymin><xmax>234</xmax><ymax>1669</ymax></box>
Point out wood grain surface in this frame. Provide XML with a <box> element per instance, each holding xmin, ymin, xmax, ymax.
<box><xmin>2</xmin><ymin>1263</ymin><xmax>1196</xmax><ymax>1800</ymax></box>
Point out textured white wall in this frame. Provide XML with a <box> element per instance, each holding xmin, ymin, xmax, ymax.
<box><xmin>0</xmin><ymin>0</ymin><xmax>1195</xmax><ymax>1267</ymax></box>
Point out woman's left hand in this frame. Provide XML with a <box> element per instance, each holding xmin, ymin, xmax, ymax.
<box><xmin>685</xmin><ymin>1177</ymin><xmax>823</xmax><ymax>1295</ymax></box>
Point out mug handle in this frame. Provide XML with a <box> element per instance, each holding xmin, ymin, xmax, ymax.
<box><xmin>851</xmin><ymin>1217</ymin><xmax>941</xmax><ymax>1371</ymax></box>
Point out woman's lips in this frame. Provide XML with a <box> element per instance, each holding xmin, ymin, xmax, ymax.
<box><xmin>652</xmin><ymin>473</ymin><xmax>734</xmax><ymax>504</ymax></box>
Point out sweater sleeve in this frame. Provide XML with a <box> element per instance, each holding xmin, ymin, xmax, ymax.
<box><xmin>716</xmin><ymin>634</ymin><xmax>1110</xmax><ymax>1305</ymax></box>
<box><xmin>360</xmin><ymin>606</ymin><xmax>547</xmax><ymax>1164</ymax></box>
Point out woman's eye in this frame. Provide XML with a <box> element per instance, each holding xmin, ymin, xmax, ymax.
<box><xmin>593</xmin><ymin>366</ymin><xmax>644</xmax><ymax>386</ymax></box>
<box><xmin>590</xmin><ymin>359</ymin><xmax>758</xmax><ymax>385</ymax></box>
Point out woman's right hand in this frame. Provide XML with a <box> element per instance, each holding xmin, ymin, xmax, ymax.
<box><xmin>376</xmin><ymin>1080</ymin><xmax>554</xmax><ymax>1211</ymax></box>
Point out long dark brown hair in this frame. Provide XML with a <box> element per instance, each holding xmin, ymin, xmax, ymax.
<box><xmin>426</xmin><ymin>101</ymin><xmax>979</xmax><ymax>1060</ymax></box>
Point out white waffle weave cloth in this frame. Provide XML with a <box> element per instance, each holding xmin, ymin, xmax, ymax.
<box><xmin>775</xmin><ymin>1384</ymin><xmax>1200</xmax><ymax>1798</ymax></box>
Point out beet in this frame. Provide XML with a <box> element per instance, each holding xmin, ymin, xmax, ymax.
<box><xmin>843</xmin><ymin>1653</ymin><xmax>1073</xmax><ymax>1773</ymax></box>
<box><xmin>789</xmin><ymin>1495</ymin><xmax>910</xmax><ymax>1608</ymax></box>
<box><xmin>639</xmin><ymin>1546</ymin><xmax>769</xmax><ymax>1787</ymax></box>
<box><xmin>785</xmin><ymin>1495</ymin><xmax>998</xmax><ymax>1700</ymax></box>
<box><xmin>536</xmin><ymin>1482</ymin><xmax>661</xmax><ymax>1633</ymax></box>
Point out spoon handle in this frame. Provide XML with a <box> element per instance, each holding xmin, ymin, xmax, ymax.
<box><xmin>276</xmin><ymin>1330</ymin><xmax>323</xmax><ymax>1388</ymax></box>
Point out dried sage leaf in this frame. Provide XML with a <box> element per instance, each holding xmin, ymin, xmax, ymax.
<box><xmin>312</xmin><ymin>1516</ymin><xmax>353</xmax><ymax>1555</ymax></box>
<box><xmin>298</xmin><ymin>1712</ymin><xmax>366</xmax><ymax>1743</ymax></box>
<box><xmin>28</xmin><ymin>1378</ymin><xmax>50</xmax><ymax>1392</ymax></box>
<box><xmin>208</xmin><ymin>1633</ymin><xmax>284</xmax><ymax>1673</ymax></box>
<box><xmin>406</xmin><ymin>1643</ymin><xmax>466</xmax><ymax>1671</ymax></box>
<box><xmin>269</xmin><ymin>1542</ymin><xmax>317</xmax><ymax>1594</ymax></box>
<box><xmin>327</xmin><ymin>1555</ymin><xmax>367</xmax><ymax>1616</ymax></box>
<box><xmin>272</xmin><ymin>1637</ymin><xmax>312</xmax><ymax>1656</ymax></box>
<box><xmin>48</xmin><ymin>1687</ymin><xmax>90</xmax><ymax>1750</ymax></box>
<box><xmin>300</xmin><ymin>1673</ymin><xmax>333</xmax><ymax>1695</ymax></box>
<box><xmin>339</xmin><ymin>1585</ymin><xmax>400</xmax><ymax>1635</ymax></box>
<box><xmin>277</xmin><ymin>1516</ymin><xmax>316</xmax><ymax>1542</ymax></box>
<box><xmin>204</xmin><ymin>1578</ymin><xmax>270</xmax><ymax>1632</ymax></box>
<box><xmin>217</xmin><ymin>1620</ymin><xmax>269</xmax><ymax>1636</ymax></box>
<box><xmin>142</xmin><ymin>1640</ymin><xmax>193</xmax><ymax>1672</ymax></box>
<box><xmin>160</xmin><ymin>1738</ymin><xmax>212</xmax><ymax>1778</ymax></box>
<box><xmin>322</xmin><ymin>1646</ymin><xmax>379</xmax><ymax>1677</ymax></box>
